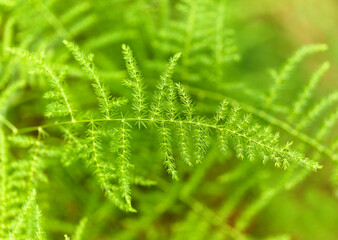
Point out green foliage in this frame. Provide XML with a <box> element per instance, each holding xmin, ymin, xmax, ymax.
<box><xmin>0</xmin><ymin>0</ymin><xmax>337</xmax><ymax>239</ymax></box>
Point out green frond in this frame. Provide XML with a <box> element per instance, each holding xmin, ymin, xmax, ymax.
<box><xmin>60</xmin><ymin>126</ymin><xmax>86</xmax><ymax>166</ymax></box>
<box><xmin>133</xmin><ymin>176</ymin><xmax>157</xmax><ymax>187</ymax></box>
<box><xmin>265</xmin><ymin>44</ymin><xmax>328</xmax><ymax>108</ymax></box>
<box><xmin>235</xmin><ymin>188</ymin><xmax>277</xmax><ymax>231</ymax></box>
<box><xmin>215</xmin><ymin>99</ymin><xmax>229</xmax><ymax>124</ymax></box>
<box><xmin>72</xmin><ymin>217</ymin><xmax>87</xmax><ymax>240</ymax></box>
<box><xmin>177</xmin><ymin>121</ymin><xmax>192</xmax><ymax>166</ymax></box>
<box><xmin>33</xmin><ymin>204</ymin><xmax>45</xmax><ymax>240</ymax></box>
<box><xmin>288</xmin><ymin>61</ymin><xmax>330</xmax><ymax>123</ymax></box>
<box><xmin>213</xmin><ymin>2</ymin><xmax>240</xmax><ymax>82</ymax></box>
<box><xmin>214</xmin><ymin>103</ymin><xmax>322</xmax><ymax>171</ymax></box>
<box><xmin>1</xmin><ymin>2</ymin><xmax>337</xmax><ymax>239</ymax></box>
<box><xmin>175</xmin><ymin>83</ymin><xmax>195</xmax><ymax>120</ymax></box>
<box><xmin>3</xmin><ymin>17</ymin><xmax>15</xmax><ymax>60</ymax></box>
<box><xmin>329</xmin><ymin>137</ymin><xmax>338</xmax><ymax>153</ymax></box>
<box><xmin>7</xmin><ymin>135</ymin><xmax>37</xmax><ymax>148</ymax></box>
<box><xmin>122</xmin><ymin>44</ymin><xmax>147</xmax><ymax>126</ymax></box>
<box><xmin>7</xmin><ymin>48</ymin><xmax>76</xmax><ymax>122</ymax></box>
<box><xmin>117</xmin><ymin>120</ymin><xmax>133</xmax><ymax>209</ymax></box>
<box><xmin>0</xmin><ymin>80</ymin><xmax>25</xmax><ymax>115</ymax></box>
<box><xmin>315</xmin><ymin>109</ymin><xmax>338</xmax><ymax>141</ymax></box>
<box><xmin>296</xmin><ymin>91</ymin><xmax>338</xmax><ymax>131</ymax></box>
<box><xmin>63</xmin><ymin>40</ymin><xmax>113</xmax><ymax>119</ymax></box>
<box><xmin>159</xmin><ymin>122</ymin><xmax>178</xmax><ymax>180</ymax></box>
<box><xmin>0</xmin><ymin>132</ymin><xmax>33</xmax><ymax>239</ymax></box>
<box><xmin>87</xmin><ymin>121</ymin><xmax>134</xmax><ymax>212</ymax></box>
<box><xmin>166</xmin><ymin>80</ymin><xmax>178</xmax><ymax>121</ymax></box>
<box><xmin>193</xmin><ymin>119</ymin><xmax>209</xmax><ymax>164</ymax></box>
<box><xmin>60</xmin><ymin>2</ymin><xmax>90</xmax><ymax>24</ymax></box>
<box><xmin>154</xmin><ymin>0</ymin><xmax>239</xmax><ymax>83</ymax></box>
<box><xmin>8</xmin><ymin>189</ymin><xmax>36</xmax><ymax>239</ymax></box>
<box><xmin>27</xmin><ymin>128</ymin><xmax>47</xmax><ymax>190</ymax></box>
<box><xmin>150</xmin><ymin>52</ymin><xmax>181</xmax><ymax>121</ymax></box>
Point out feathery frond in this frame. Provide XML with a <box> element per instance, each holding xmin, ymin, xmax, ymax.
<box><xmin>265</xmin><ymin>44</ymin><xmax>328</xmax><ymax>108</ymax></box>
<box><xmin>122</xmin><ymin>44</ymin><xmax>147</xmax><ymax>126</ymax></box>
<box><xmin>63</xmin><ymin>40</ymin><xmax>113</xmax><ymax>119</ymax></box>
<box><xmin>7</xmin><ymin>48</ymin><xmax>76</xmax><ymax>122</ymax></box>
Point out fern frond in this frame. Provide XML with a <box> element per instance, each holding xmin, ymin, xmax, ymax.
<box><xmin>63</xmin><ymin>40</ymin><xmax>113</xmax><ymax>119</ymax></box>
<box><xmin>214</xmin><ymin>102</ymin><xmax>321</xmax><ymax>170</ymax></box>
<box><xmin>177</xmin><ymin>121</ymin><xmax>192</xmax><ymax>166</ymax></box>
<box><xmin>33</xmin><ymin>204</ymin><xmax>45</xmax><ymax>240</ymax></box>
<box><xmin>87</xmin><ymin>121</ymin><xmax>135</xmax><ymax>212</ymax></box>
<box><xmin>213</xmin><ymin>2</ymin><xmax>240</xmax><ymax>82</ymax></box>
<box><xmin>0</xmin><ymin>80</ymin><xmax>25</xmax><ymax>115</ymax></box>
<box><xmin>60</xmin><ymin>2</ymin><xmax>90</xmax><ymax>24</ymax></box>
<box><xmin>175</xmin><ymin>83</ymin><xmax>195</xmax><ymax>120</ymax></box>
<box><xmin>296</xmin><ymin>91</ymin><xmax>338</xmax><ymax>131</ymax></box>
<box><xmin>159</xmin><ymin>122</ymin><xmax>178</xmax><ymax>180</ymax></box>
<box><xmin>133</xmin><ymin>176</ymin><xmax>156</xmax><ymax>187</ymax></box>
<box><xmin>166</xmin><ymin>80</ymin><xmax>179</xmax><ymax>121</ymax></box>
<box><xmin>288</xmin><ymin>61</ymin><xmax>330</xmax><ymax>123</ymax></box>
<box><xmin>117</xmin><ymin>119</ymin><xmax>133</xmax><ymax>208</ymax></box>
<box><xmin>7</xmin><ymin>47</ymin><xmax>76</xmax><ymax>122</ymax></box>
<box><xmin>60</xmin><ymin>126</ymin><xmax>86</xmax><ymax>166</ymax></box>
<box><xmin>8</xmin><ymin>189</ymin><xmax>36</xmax><ymax>239</ymax></box>
<box><xmin>315</xmin><ymin>109</ymin><xmax>338</xmax><ymax>141</ymax></box>
<box><xmin>154</xmin><ymin>0</ymin><xmax>239</xmax><ymax>83</ymax></box>
<box><xmin>186</xmin><ymin>85</ymin><xmax>337</xmax><ymax>162</ymax></box>
<box><xmin>2</xmin><ymin>2</ymin><xmax>337</xmax><ymax>239</ymax></box>
<box><xmin>72</xmin><ymin>217</ymin><xmax>87</xmax><ymax>240</ymax></box>
<box><xmin>7</xmin><ymin>44</ymin><xmax>324</xmax><ymax>219</ymax></box>
<box><xmin>265</xmin><ymin>44</ymin><xmax>328</xmax><ymax>108</ymax></box>
<box><xmin>150</xmin><ymin>52</ymin><xmax>181</xmax><ymax>121</ymax></box>
<box><xmin>28</xmin><ymin>128</ymin><xmax>47</xmax><ymax>190</ymax></box>
<box><xmin>235</xmin><ymin>187</ymin><xmax>277</xmax><ymax>231</ymax></box>
<box><xmin>193</xmin><ymin>118</ymin><xmax>210</xmax><ymax>164</ymax></box>
<box><xmin>122</xmin><ymin>44</ymin><xmax>147</xmax><ymax>127</ymax></box>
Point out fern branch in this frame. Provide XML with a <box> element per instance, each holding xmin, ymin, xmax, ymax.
<box><xmin>184</xmin><ymin>85</ymin><xmax>337</xmax><ymax>162</ymax></box>
<box><xmin>176</xmin><ymin>83</ymin><xmax>195</xmax><ymax>120</ymax></box>
<box><xmin>177</xmin><ymin>121</ymin><xmax>192</xmax><ymax>166</ymax></box>
<box><xmin>87</xmin><ymin>121</ymin><xmax>135</xmax><ymax>212</ymax></box>
<box><xmin>0</xmin><ymin>116</ymin><xmax>17</xmax><ymax>134</ymax></box>
<box><xmin>33</xmin><ymin>204</ymin><xmax>45</xmax><ymax>240</ymax></box>
<box><xmin>7</xmin><ymin>48</ymin><xmax>76</xmax><ymax>122</ymax></box>
<box><xmin>63</xmin><ymin>40</ymin><xmax>112</xmax><ymax>119</ymax></box>
<box><xmin>288</xmin><ymin>61</ymin><xmax>330</xmax><ymax>123</ymax></box>
<box><xmin>0</xmin><ymin>79</ymin><xmax>25</xmax><ymax>115</ymax></box>
<box><xmin>8</xmin><ymin>189</ymin><xmax>36</xmax><ymax>240</ymax></box>
<box><xmin>315</xmin><ymin>109</ymin><xmax>338</xmax><ymax>141</ymax></box>
<box><xmin>159</xmin><ymin>122</ymin><xmax>178</xmax><ymax>180</ymax></box>
<box><xmin>150</xmin><ymin>53</ymin><xmax>181</xmax><ymax>120</ymax></box>
<box><xmin>122</xmin><ymin>44</ymin><xmax>147</xmax><ymax>126</ymax></box>
<box><xmin>15</xmin><ymin>115</ymin><xmax>322</xmax><ymax>171</ymax></box>
<box><xmin>296</xmin><ymin>91</ymin><xmax>338</xmax><ymax>131</ymax></box>
<box><xmin>265</xmin><ymin>44</ymin><xmax>328</xmax><ymax>108</ymax></box>
<box><xmin>117</xmin><ymin>120</ymin><xmax>133</xmax><ymax>208</ymax></box>
<box><xmin>73</xmin><ymin>217</ymin><xmax>87</xmax><ymax>240</ymax></box>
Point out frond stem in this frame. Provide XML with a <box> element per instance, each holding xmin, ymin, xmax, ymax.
<box><xmin>0</xmin><ymin>116</ymin><xmax>18</xmax><ymax>134</ymax></box>
<box><xmin>15</xmin><ymin>117</ymin><xmax>316</xmax><ymax>169</ymax></box>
